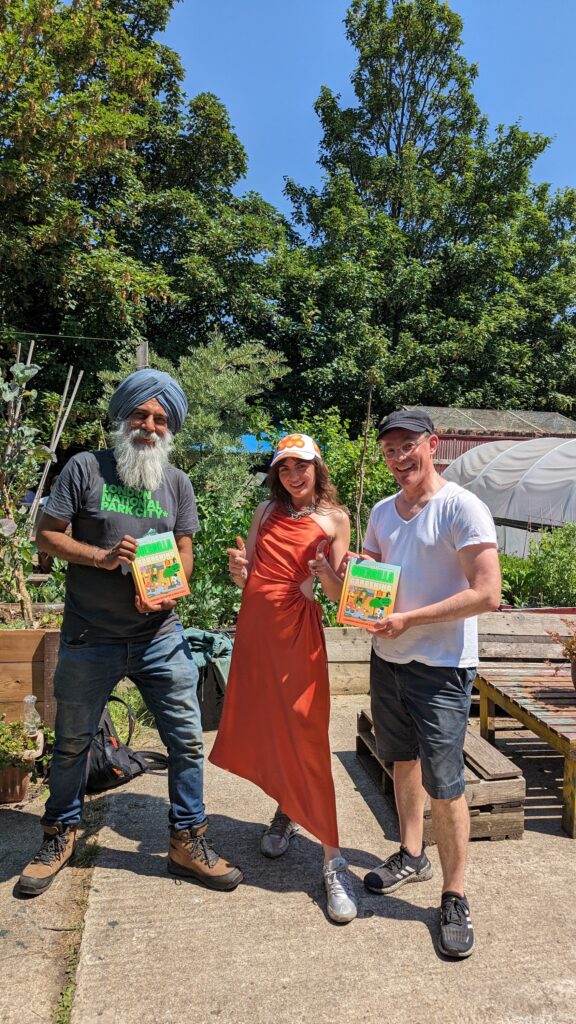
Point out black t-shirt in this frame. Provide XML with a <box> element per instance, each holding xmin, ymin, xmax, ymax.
<box><xmin>45</xmin><ymin>450</ymin><xmax>200</xmax><ymax>642</ymax></box>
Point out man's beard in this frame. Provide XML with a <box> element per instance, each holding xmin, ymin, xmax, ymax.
<box><xmin>112</xmin><ymin>422</ymin><xmax>174</xmax><ymax>492</ymax></box>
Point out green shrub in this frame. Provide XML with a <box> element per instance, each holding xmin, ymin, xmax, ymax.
<box><xmin>26</xmin><ymin>558</ymin><xmax>67</xmax><ymax>604</ymax></box>
<box><xmin>500</xmin><ymin>524</ymin><xmax>576</xmax><ymax>608</ymax></box>
<box><xmin>179</xmin><ymin>485</ymin><xmax>261</xmax><ymax>631</ymax></box>
<box><xmin>499</xmin><ymin>554</ymin><xmax>535</xmax><ymax>607</ymax></box>
<box><xmin>524</xmin><ymin>524</ymin><xmax>576</xmax><ymax>607</ymax></box>
<box><xmin>0</xmin><ymin>718</ymin><xmax>52</xmax><ymax>777</ymax></box>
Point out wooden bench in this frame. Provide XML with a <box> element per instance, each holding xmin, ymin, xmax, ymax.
<box><xmin>476</xmin><ymin>611</ymin><xmax>576</xmax><ymax>838</ymax></box>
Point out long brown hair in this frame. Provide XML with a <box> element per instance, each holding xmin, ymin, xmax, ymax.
<box><xmin>266</xmin><ymin>456</ymin><xmax>344</xmax><ymax>512</ymax></box>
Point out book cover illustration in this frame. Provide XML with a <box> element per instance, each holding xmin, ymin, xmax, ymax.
<box><xmin>337</xmin><ymin>556</ymin><xmax>401</xmax><ymax>629</ymax></box>
<box><xmin>131</xmin><ymin>531</ymin><xmax>190</xmax><ymax>604</ymax></box>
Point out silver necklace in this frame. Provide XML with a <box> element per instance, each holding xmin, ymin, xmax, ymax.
<box><xmin>286</xmin><ymin>499</ymin><xmax>318</xmax><ymax>520</ymax></box>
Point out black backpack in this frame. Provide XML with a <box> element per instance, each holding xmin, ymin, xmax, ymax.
<box><xmin>85</xmin><ymin>695</ymin><xmax>168</xmax><ymax>793</ymax></box>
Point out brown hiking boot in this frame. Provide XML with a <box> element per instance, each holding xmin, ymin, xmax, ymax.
<box><xmin>168</xmin><ymin>822</ymin><xmax>243</xmax><ymax>891</ymax></box>
<box><xmin>19</xmin><ymin>821</ymin><xmax>77</xmax><ymax>896</ymax></box>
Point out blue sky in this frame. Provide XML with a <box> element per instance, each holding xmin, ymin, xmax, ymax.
<box><xmin>160</xmin><ymin>1</ymin><xmax>576</xmax><ymax>214</ymax></box>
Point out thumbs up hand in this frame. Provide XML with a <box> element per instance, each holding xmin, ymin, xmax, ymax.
<box><xmin>308</xmin><ymin>539</ymin><xmax>331</xmax><ymax>581</ymax></box>
<box><xmin>227</xmin><ymin>536</ymin><xmax>249</xmax><ymax>588</ymax></box>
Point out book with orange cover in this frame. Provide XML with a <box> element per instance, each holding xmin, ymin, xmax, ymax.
<box><xmin>130</xmin><ymin>531</ymin><xmax>190</xmax><ymax>604</ymax></box>
<box><xmin>336</xmin><ymin>555</ymin><xmax>401</xmax><ymax>629</ymax></box>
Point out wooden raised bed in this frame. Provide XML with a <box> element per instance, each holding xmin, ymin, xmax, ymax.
<box><xmin>325</xmin><ymin>626</ymin><xmax>371</xmax><ymax>693</ymax></box>
<box><xmin>357</xmin><ymin>709</ymin><xmax>525</xmax><ymax>842</ymax></box>
<box><xmin>325</xmin><ymin>611</ymin><xmax>576</xmax><ymax>695</ymax></box>
<box><xmin>0</xmin><ymin>630</ymin><xmax>59</xmax><ymax>726</ymax></box>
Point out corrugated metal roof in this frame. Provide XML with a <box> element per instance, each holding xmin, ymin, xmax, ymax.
<box><xmin>402</xmin><ymin>406</ymin><xmax>576</xmax><ymax>436</ymax></box>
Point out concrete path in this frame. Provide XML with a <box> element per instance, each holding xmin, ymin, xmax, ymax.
<box><xmin>3</xmin><ymin>695</ymin><xmax>576</xmax><ymax>1023</ymax></box>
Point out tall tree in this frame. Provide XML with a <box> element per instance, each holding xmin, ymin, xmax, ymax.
<box><xmin>270</xmin><ymin>0</ymin><xmax>576</xmax><ymax>425</ymax></box>
<box><xmin>0</xmin><ymin>0</ymin><xmax>286</xmax><ymax>409</ymax></box>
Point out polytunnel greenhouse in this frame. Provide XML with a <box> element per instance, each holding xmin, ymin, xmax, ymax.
<box><xmin>443</xmin><ymin>436</ymin><xmax>576</xmax><ymax>556</ymax></box>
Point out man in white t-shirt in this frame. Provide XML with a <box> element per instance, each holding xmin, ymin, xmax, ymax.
<box><xmin>361</xmin><ymin>409</ymin><xmax>500</xmax><ymax>958</ymax></box>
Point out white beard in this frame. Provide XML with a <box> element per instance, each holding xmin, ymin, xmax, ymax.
<box><xmin>112</xmin><ymin>422</ymin><xmax>174</xmax><ymax>492</ymax></box>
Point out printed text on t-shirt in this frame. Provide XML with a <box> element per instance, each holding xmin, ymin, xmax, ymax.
<box><xmin>100</xmin><ymin>483</ymin><xmax>169</xmax><ymax>519</ymax></box>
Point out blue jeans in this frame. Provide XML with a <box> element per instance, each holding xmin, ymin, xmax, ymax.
<box><xmin>44</xmin><ymin>630</ymin><xmax>205</xmax><ymax>829</ymax></box>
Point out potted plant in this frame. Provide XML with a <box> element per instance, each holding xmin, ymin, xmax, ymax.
<box><xmin>0</xmin><ymin>717</ymin><xmax>45</xmax><ymax>803</ymax></box>
<box><xmin>547</xmin><ymin>619</ymin><xmax>576</xmax><ymax>691</ymax></box>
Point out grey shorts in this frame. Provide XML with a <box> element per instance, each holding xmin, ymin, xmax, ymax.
<box><xmin>370</xmin><ymin>650</ymin><xmax>476</xmax><ymax>800</ymax></box>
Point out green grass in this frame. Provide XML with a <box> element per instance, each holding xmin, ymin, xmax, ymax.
<box><xmin>52</xmin><ymin>943</ymin><xmax>81</xmax><ymax>1024</ymax></box>
<box><xmin>109</xmin><ymin>682</ymin><xmax>157</xmax><ymax>739</ymax></box>
<box><xmin>73</xmin><ymin>840</ymin><xmax>102</xmax><ymax>869</ymax></box>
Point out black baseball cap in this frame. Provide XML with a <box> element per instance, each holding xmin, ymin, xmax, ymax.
<box><xmin>376</xmin><ymin>409</ymin><xmax>435</xmax><ymax>440</ymax></box>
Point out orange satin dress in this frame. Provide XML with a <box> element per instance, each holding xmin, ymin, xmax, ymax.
<box><xmin>209</xmin><ymin>506</ymin><xmax>339</xmax><ymax>847</ymax></box>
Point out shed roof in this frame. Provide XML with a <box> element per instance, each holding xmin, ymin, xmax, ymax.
<box><xmin>402</xmin><ymin>405</ymin><xmax>576</xmax><ymax>436</ymax></box>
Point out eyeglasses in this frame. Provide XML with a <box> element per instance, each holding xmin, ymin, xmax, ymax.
<box><xmin>381</xmin><ymin>434</ymin><xmax>429</xmax><ymax>462</ymax></box>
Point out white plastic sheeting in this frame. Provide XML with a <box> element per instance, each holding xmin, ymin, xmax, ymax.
<box><xmin>443</xmin><ymin>436</ymin><xmax>576</xmax><ymax>556</ymax></box>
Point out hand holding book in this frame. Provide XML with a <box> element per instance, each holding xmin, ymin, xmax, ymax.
<box><xmin>336</xmin><ymin>555</ymin><xmax>401</xmax><ymax>631</ymax></box>
<box><xmin>130</xmin><ymin>531</ymin><xmax>190</xmax><ymax>608</ymax></box>
<box><xmin>367</xmin><ymin>611</ymin><xmax>410</xmax><ymax>639</ymax></box>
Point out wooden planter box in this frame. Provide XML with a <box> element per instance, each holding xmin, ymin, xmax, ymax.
<box><xmin>325</xmin><ymin>627</ymin><xmax>371</xmax><ymax>694</ymax></box>
<box><xmin>0</xmin><ymin>630</ymin><xmax>60</xmax><ymax>726</ymax></box>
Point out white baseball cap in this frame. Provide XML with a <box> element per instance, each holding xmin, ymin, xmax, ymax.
<box><xmin>270</xmin><ymin>433</ymin><xmax>322</xmax><ymax>467</ymax></box>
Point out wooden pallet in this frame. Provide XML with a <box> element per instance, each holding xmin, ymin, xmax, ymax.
<box><xmin>356</xmin><ymin>709</ymin><xmax>525</xmax><ymax>842</ymax></box>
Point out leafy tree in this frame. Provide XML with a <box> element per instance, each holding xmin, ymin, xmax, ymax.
<box><xmin>270</xmin><ymin>0</ymin><xmax>576</xmax><ymax>427</ymax></box>
<box><xmin>0</xmin><ymin>0</ymin><xmax>286</xmax><ymax>412</ymax></box>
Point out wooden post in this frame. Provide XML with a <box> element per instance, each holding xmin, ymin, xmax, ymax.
<box><xmin>42</xmin><ymin>630</ymin><xmax>60</xmax><ymax>727</ymax></box>
<box><xmin>479</xmin><ymin>687</ymin><xmax>496</xmax><ymax>745</ymax></box>
<box><xmin>562</xmin><ymin>756</ymin><xmax>576</xmax><ymax>839</ymax></box>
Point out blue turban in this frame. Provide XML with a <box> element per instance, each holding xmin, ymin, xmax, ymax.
<box><xmin>108</xmin><ymin>369</ymin><xmax>188</xmax><ymax>434</ymax></box>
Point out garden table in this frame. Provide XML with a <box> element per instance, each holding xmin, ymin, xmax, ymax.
<box><xmin>477</xmin><ymin>664</ymin><xmax>576</xmax><ymax>838</ymax></box>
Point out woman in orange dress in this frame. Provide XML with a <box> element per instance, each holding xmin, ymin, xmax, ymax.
<box><xmin>209</xmin><ymin>433</ymin><xmax>357</xmax><ymax>923</ymax></box>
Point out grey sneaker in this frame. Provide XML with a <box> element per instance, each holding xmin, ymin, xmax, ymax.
<box><xmin>364</xmin><ymin>845</ymin><xmax>433</xmax><ymax>894</ymax></box>
<box><xmin>260</xmin><ymin>807</ymin><xmax>299</xmax><ymax>858</ymax></box>
<box><xmin>323</xmin><ymin>857</ymin><xmax>358</xmax><ymax>924</ymax></box>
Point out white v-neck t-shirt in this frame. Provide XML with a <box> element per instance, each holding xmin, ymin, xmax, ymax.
<box><xmin>363</xmin><ymin>481</ymin><xmax>497</xmax><ymax>667</ymax></box>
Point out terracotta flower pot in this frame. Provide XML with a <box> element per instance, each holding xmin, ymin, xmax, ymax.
<box><xmin>0</xmin><ymin>765</ymin><xmax>32</xmax><ymax>803</ymax></box>
<box><xmin>0</xmin><ymin>733</ymin><xmax>44</xmax><ymax>803</ymax></box>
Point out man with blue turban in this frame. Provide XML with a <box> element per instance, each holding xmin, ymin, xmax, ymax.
<box><xmin>19</xmin><ymin>369</ymin><xmax>242</xmax><ymax>896</ymax></box>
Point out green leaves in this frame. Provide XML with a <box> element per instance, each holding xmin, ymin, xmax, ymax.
<box><xmin>0</xmin><ymin>361</ymin><xmax>45</xmax><ymax>616</ymax></box>
<box><xmin>0</xmin><ymin>0</ymin><xmax>288</xmax><ymax>418</ymax></box>
<box><xmin>0</xmin><ymin>718</ymin><xmax>39</xmax><ymax>772</ymax></box>
<box><xmin>501</xmin><ymin>526</ymin><xmax>576</xmax><ymax>608</ymax></box>
<box><xmin>271</xmin><ymin>0</ymin><xmax>576</xmax><ymax>427</ymax></box>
